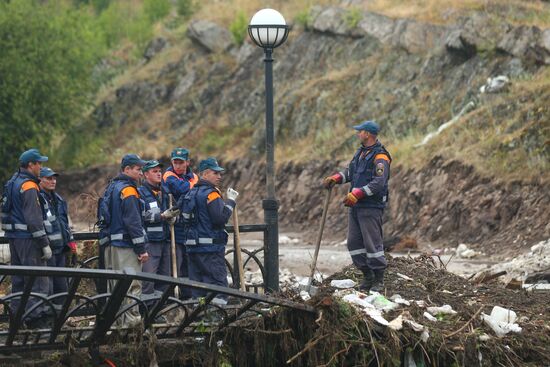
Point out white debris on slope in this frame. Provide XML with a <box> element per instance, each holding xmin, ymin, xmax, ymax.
<box><xmin>481</xmin><ymin>306</ymin><xmax>522</xmax><ymax>337</ymax></box>
<box><xmin>479</xmin><ymin>75</ymin><xmax>510</xmax><ymax>93</ymax></box>
<box><xmin>455</xmin><ymin>243</ymin><xmax>482</xmax><ymax>259</ymax></box>
<box><xmin>479</xmin><ymin>238</ymin><xmax>550</xmax><ymax>284</ymax></box>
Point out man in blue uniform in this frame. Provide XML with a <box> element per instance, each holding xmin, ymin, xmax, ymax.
<box><xmin>101</xmin><ymin>154</ymin><xmax>149</xmax><ymax>326</ymax></box>
<box><xmin>180</xmin><ymin>158</ymin><xmax>238</xmax><ymax>302</ymax></box>
<box><xmin>323</xmin><ymin>121</ymin><xmax>391</xmax><ymax>293</ymax></box>
<box><xmin>162</xmin><ymin>148</ymin><xmax>198</xmax><ymax>298</ymax></box>
<box><xmin>39</xmin><ymin>167</ymin><xmax>77</xmax><ymax>306</ymax></box>
<box><xmin>139</xmin><ymin>160</ymin><xmax>179</xmax><ymax>296</ymax></box>
<box><xmin>1</xmin><ymin>149</ymin><xmax>52</xmax><ymax>328</ymax></box>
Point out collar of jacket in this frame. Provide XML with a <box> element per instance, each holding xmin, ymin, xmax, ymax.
<box><xmin>143</xmin><ymin>181</ymin><xmax>161</xmax><ymax>192</ymax></box>
<box><xmin>167</xmin><ymin>166</ymin><xmax>194</xmax><ymax>178</ymax></box>
<box><xmin>195</xmin><ymin>179</ymin><xmax>216</xmax><ymax>189</ymax></box>
<box><xmin>19</xmin><ymin>168</ymin><xmax>40</xmax><ymax>183</ymax></box>
<box><xmin>114</xmin><ymin>173</ymin><xmax>137</xmax><ymax>185</ymax></box>
<box><xmin>360</xmin><ymin>140</ymin><xmax>381</xmax><ymax>151</ymax></box>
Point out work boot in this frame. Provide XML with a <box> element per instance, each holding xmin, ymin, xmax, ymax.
<box><xmin>358</xmin><ymin>269</ymin><xmax>375</xmax><ymax>291</ymax></box>
<box><xmin>370</xmin><ymin>270</ymin><xmax>385</xmax><ymax>293</ymax></box>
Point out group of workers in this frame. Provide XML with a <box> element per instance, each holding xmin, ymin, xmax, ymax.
<box><xmin>0</xmin><ymin>119</ymin><xmax>391</xmax><ymax>329</ymax></box>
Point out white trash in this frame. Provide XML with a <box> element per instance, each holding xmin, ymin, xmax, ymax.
<box><xmin>481</xmin><ymin>306</ymin><xmax>522</xmax><ymax>337</ymax></box>
<box><xmin>330</xmin><ymin>279</ymin><xmax>357</xmax><ymax>289</ymax></box>
<box><xmin>427</xmin><ymin>304</ymin><xmax>457</xmax><ymax>316</ymax></box>
<box><xmin>423</xmin><ymin>312</ymin><xmax>438</xmax><ymax>322</ymax></box>
<box><xmin>0</xmin><ymin>243</ymin><xmax>10</xmax><ymax>264</ymax></box>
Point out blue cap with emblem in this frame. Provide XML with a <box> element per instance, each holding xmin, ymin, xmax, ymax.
<box><xmin>40</xmin><ymin>167</ymin><xmax>59</xmax><ymax>178</ymax></box>
<box><xmin>142</xmin><ymin>160</ymin><xmax>163</xmax><ymax>172</ymax></box>
<box><xmin>353</xmin><ymin>120</ymin><xmax>380</xmax><ymax>135</ymax></box>
<box><xmin>199</xmin><ymin>157</ymin><xmax>224</xmax><ymax>172</ymax></box>
<box><xmin>19</xmin><ymin>149</ymin><xmax>48</xmax><ymax>164</ymax></box>
<box><xmin>171</xmin><ymin>148</ymin><xmax>189</xmax><ymax>161</ymax></box>
<box><xmin>121</xmin><ymin>154</ymin><xmax>146</xmax><ymax>169</ymax></box>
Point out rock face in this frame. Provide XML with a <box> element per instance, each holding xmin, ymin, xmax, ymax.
<box><xmin>143</xmin><ymin>37</ymin><xmax>169</xmax><ymax>62</ymax></box>
<box><xmin>187</xmin><ymin>20</ymin><xmax>233</xmax><ymax>53</ymax></box>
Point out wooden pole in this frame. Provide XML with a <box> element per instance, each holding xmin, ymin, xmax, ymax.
<box><xmin>307</xmin><ymin>187</ymin><xmax>332</xmax><ymax>290</ymax></box>
<box><xmin>232</xmin><ymin>207</ymin><xmax>246</xmax><ymax>291</ymax></box>
<box><xmin>169</xmin><ymin>194</ymin><xmax>179</xmax><ymax>298</ymax></box>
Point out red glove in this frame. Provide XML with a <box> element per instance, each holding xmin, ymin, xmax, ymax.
<box><xmin>68</xmin><ymin>241</ymin><xmax>77</xmax><ymax>254</ymax></box>
<box><xmin>343</xmin><ymin>188</ymin><xmax>366</xmax><ymax>207</ymax></box>
<box><xmin>323</xmin><ymin>173</ymin><xmax>343</xmax><ymax>189</ymax></box>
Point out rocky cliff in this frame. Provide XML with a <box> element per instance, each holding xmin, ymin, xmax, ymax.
<box><xmin>58</xmin><ymin>4</ymin><xmax>550</xmax><ymax>256</ymax></box>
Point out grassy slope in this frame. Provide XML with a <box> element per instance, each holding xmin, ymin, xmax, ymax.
<box><xmin>58</xmin><ymin>0</ymin><xmax>550</xmax><ymax>183</ymax></box>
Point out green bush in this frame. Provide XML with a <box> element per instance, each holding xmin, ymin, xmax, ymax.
<box><xmin>295</xmin><ymin>9</ymin><xmax>313</xmax><ymax>30</ymax></box>
<box><xmin>143</xmin><ymin>0</ymin><xmax>171</xmax><ymax>23</ymax></box>
<box><xmin>0</xmin><ymin>0</ymin><xmax>104</xmax><ymax>179</ymax></box>
<box><xmin>345</xmin><ymin>8</ymin><xmax>362</xmax><ymax>28</ymax></box>
<box><xmin>229</xmin><ymin>11</ymin><xmax>248</xmax><ymax>46</ymax></box>
<box><xmin>97</xmin><ymin>1</ymin><xmax>153</xmax><ymax>49</ymax></box>
<box><xmin>176</xmin><ymin>0</ymin><xmax>194</xmax><ymax>19</ymax></box>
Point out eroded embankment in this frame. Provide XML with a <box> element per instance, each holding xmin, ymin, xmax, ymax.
<box><xmin>59</xmin><ymin>156</ymin><xmax>549</xmax><ymax>257</ymax></box>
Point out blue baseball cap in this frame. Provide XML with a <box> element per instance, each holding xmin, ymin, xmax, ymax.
<box><xmin>19</xmin><ymin>149</ymin><xmax>48</xmax><ymax>164</ymax></box>
<box><xmin>121</xmin><ymin>154</ymin><xmax>146</xmax><ymax>169</ymax></box>
<box><xmin>142</xmin><ymin>160</ymin><xmax>163</xmax><ymax>172</ymax></box>
<box><xmin>199</xmin><ymin>157</ymin><xmax>224</xmax><ymax>172</ymax></box>
<box><xmin>171</xmin><ymin>148</ymin><xmax>189</xmax><ymax>161</ymax></box>
<box><xmin>353</xmin><ymin>120</ymin><xmax>380</xmax><ymax>135</ymax></box>
<box><xmin>40</xmin><ymin>167</ymin><xmax>58</xmax><ymax>178</ymax></box>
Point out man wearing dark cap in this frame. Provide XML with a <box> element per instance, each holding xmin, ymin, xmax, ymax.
<box><xmin>161</xmin><ymin>148</ymin><xmax>199</xmax><ymax>298</ymax></box>
<box><xmin>39</xmin><ymin>167</ymin><xmax>77</xmax><ymax>306</ymax></box>
<box><xmin>180</xmin><ymin>157</ymin><xmax>238</xmax><ymax>302</ymax></box>
<box><xmin>138</xmin><ymin>160</ymin><xmax>180</xmax><ymax>297</ymax></box>
<box><xmin>323</xmin><ymin>121</ymin><xmax>392</xmax><ymax>293</ymax></box>
<box><xmin>1</xmin><ymin>149</ymin><xmax>52</xmax><ymax>328</ymax></box>
<box><xmin>100</xmin><ymin>154</ymin><xmax>149</xmax><ymax>326</ymax></box>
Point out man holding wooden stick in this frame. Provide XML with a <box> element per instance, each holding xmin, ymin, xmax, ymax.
<box><xmin>179</xmin><ymin>158</ymin><xmax>238</xmax><ymax>303</ymax></box>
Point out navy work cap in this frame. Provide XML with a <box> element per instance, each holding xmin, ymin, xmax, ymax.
<box><xmin>142</xmin><ymin>160</ymin><xmax>163</xmax><ymax>172</ymax></box>
<box><xmin>19</xmin><ymin>149</ymin><xmax>48</xmax><ymax>164</ymax></box>
<box><xmin>199</xmin><ymin>157</ymin><xmax>224</xmax><ymax>173</ymax></box>
<box><xmin>121</xmin><ymin>154</ymin><xmax>146</xmax><ymax>169</ymax></box>
<box><xmin>171</xmin><ymin>148</ymin><xmax>189</xmax><ymax>161</ymax></box>
<box><xmin>353</xmin><ymin>120</ymin><xmax>380</xmax><ymax>135</ymax></box>
<box><xmin>40</xmin><ymin>167</ymin><xmax>58</xmax><ymax>178</ymax></box>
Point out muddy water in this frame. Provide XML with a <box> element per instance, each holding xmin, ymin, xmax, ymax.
<box><xmin>228</xmin><ymin>232</ymin><xmax>499</xmax><ymax>279</ymax></box>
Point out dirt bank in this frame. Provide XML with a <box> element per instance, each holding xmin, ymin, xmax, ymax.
<box><xmin>58</xmin><ymin>156</ymin><xmax>549</xmax><ymax>259</ymax></box>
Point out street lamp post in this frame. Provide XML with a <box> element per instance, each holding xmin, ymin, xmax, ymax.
<box><xmin>248</xmin><ymin>9</ymin><xmax>289</xmax><ymax>293</ymax></box>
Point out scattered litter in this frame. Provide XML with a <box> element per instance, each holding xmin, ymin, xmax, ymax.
<box><xmin>455</xmin><ymin>243</ymin><xmax>481</xmax><ymax>259</ymax></box>
<box><xmin>426</xmin><ymin>304</ymin><xmax>457</xmax><ymax>316</ymax></box>
<box><xmin>279</xmin><ymin>235</ymin><xmax>300</xmax><ymax>244</ymax></box>
<box><xmin>480</xmin><ymin>75</ymin><xmax>510</xmax><ymax>93</ymax></box>
<box><xmin>481</xmin><ymin>306</ymin><xmax>522</xmax><ymax>337</ymax></box>
<box><xmin>404</xmin><ymin>319</ymin><xmax>425</xmax><ymax>332</ymax></box>
<box><xmin>299</xmin><ymin>290</ymin><xmax>311</xmax><ymax>301</ymax></box>
<box><xmin>478</xmin><ymin>333</ymin><xmax>491</xmax><ymax>341</ymax></box>
<box><xmin>389</xmin><ymin>294</ymin><xmax>410</xmax><ymax>306</ymax></box>
<box><xmin>396</xmin><ymin>273</ymin><xmax>413</xmax><ymax>281</ymax></box>
<box><xmin>388</xmin><ymin>314</ymin><xmax>403</xmax><ymax>331</ymax></box>
<box><xmin>423</xmin><ymin>312</ymin><xmax>438</xmax><ymax>322</ymax></box>
<box><xmin>330</xmin><ymin>279</ymin><xmax>357</xmax><ymax>289</ymax></box>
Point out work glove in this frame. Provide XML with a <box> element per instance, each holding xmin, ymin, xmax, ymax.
<box><xmin>227</xmin><ymin>188</ymin><xmax>239</xmax><ymax>201</ymax></box>
<box><xmin>161</xmin><ymin>207</ymin><xmax>180</xmax><ymax>220</ymax></box>
<box><xmin>42</xmin><ymin>245</ymin><xmax>53</xmax><ymax>260</ymax></box>
<box><xmin>343</xmin><ymin>188</ymin><xmax>367</xmax><ymax>207</ymax></box>
<box><xmin>323</xmin><ymin>173</ymin><xmax>343</xmax><ymax>189</ymax></box>
<box><xmin>67</xmin><ymin>241</ymin><xmax>77</xmax><ymax>254</ymax></box>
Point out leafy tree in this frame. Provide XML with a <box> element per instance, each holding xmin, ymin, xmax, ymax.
<box><xmin>143</xmin><ymin>0</ymin><xmax>171</xmax><ymax>23</ymax></box>
<box><xmin>0</xmin><ymin>0</ymin><xmax>103</xmax><ymax>180</ymax></box>
<box><xmin>230</xmin><ymin>11</ymin><xmax>248</xmax><ymax>46</ymax></box>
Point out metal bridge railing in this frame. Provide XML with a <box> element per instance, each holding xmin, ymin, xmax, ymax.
<box><xmin>0</xmin><ymin>265</ymin><xmax>314</xmax><ymax>360</ymax></box>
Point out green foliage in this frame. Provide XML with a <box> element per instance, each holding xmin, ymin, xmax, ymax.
<box><xmin>143</xmin><ymin>0</ymin><xmax>171</xmax><ymax>23</ymax></box>
<box><xmin>97</xmin><ymin>2</ymin><xmax>151</xmax><ymax>48</ymax></box>
<box><xmin>345</xmin><ymin>8</ymin><xmax>363</xmax><ymax>28</ymax></box>
<box><xmin>295</xmin><ymin>9</ymin><xmax>313</xmax><ymax>30</ymax></box>
<box><xmin>0</xmin><ymin>0</ymin><xmax>104</xmax><ymax>179</ymax></box>
<box><xmin>229</xmin><ymin>11</ymin><xmax>248</xmax><ymax>46</ymax></box>
<box><xmin>176</xmin><ymin>0</ymin><xmax>195</xmax><ymax>19</ymax></box>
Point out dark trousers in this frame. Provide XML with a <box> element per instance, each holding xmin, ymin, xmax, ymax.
<box><xmin>47</xmin><ymin>251</ymin><xmax>68</xmax><ymax>305</ymax></box>
<box><xmin>347</xmin><ymin>207</ymin><xmax>387</xmax><ymax>271</ymax></box>
<box><xmin>9</xmin><ymin>238</ymin><xmax>50</xmax><ymax>321</ymax></box>
<box><xmin>142</xmin><ymin>241</ymin><xmax>171</xmax><ymax>294</ymax></box>
<box><xmin>188</xmin><ymin>251</ymin><xmax>228</xmax><ymax>299</ymax></box>
<box><xmin>176</xmin><ymin>244</ymin><xmax>192</xmax><ymax>298</ymax></box>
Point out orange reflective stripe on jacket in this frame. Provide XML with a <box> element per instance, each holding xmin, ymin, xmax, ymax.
<box><xmin>163</xmin><ymin>171</ymin><xmax>199</xmax><ymax>188</ymax></box>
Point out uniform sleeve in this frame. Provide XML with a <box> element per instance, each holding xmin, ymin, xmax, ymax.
<box><xmin>61</xmin><ymin>200</ymin><xmax>74</xmax><ymax>242</ymax></box>
<box><xmin>206</xmin><ymin>191</ymin><xmax>235</xmax><ymax>227</ymax></box>
<box><xmin>120</xmin><ymin>188</ymin><xmax>146</xmax><ymax>255</ymax></box>
<box><xmin>163</xmin><ymin>175</ymin><xmax>190</xmax><ymax>200</ymax></box>
<box><xmin>21</xmin><ymin>185</ymin><xmax>49</xmax><ymax>247</ymax></box>
<box><xmin>363</xmin><ymin>154</ymin><xmax>390</xmax><ymax>196</ymax></box>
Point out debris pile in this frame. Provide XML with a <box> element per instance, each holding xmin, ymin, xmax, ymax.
<box><xmin>475</xmin><ymin>238</ymin><xmax>550</xmax><ymax>287</ymax></box>
<box><xmin>222</xmin><ymin>255</ymin><xmax>550</xmax><ymax>367</ymax></box>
